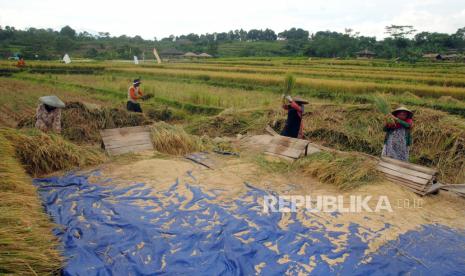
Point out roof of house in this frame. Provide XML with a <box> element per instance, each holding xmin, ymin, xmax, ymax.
<box><xmin>184</xmin><ymin>52</ymin><xmax>198</xmax><ymax>57</ymax></box>
<box><xmin>356</xmin><ymin>49</ymin><xmax>375</xmax><ymax>55</ymax></box>
<box><xmin>198</xmin><ymin>53</ymin><xmax>213</xmax><ymax>58</ymax></box>
<box><xmin>422</xmin><ymin>53</ymin><xmax>442</xmax><ymax>58</ymax></box>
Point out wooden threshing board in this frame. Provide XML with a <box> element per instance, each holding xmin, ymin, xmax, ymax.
<box><xmin>100</xmin><ymin>126</ymin><xmax>153</xmax><ymax>156</ymax></box>
<box><xmin>264</xmin><ymin>136</ymin><xmax>310</xmax><ymax>160</ymax></box>
<box><xmin>377</xmin><ymin>156</ymin><xmax>437</xmax><ymax>196</ymax></box>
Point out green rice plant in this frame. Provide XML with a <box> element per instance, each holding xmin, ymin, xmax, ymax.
<box><xmin>372</xmin><ymin>94</ymin><xmax>391</xmax><ymax>115</ymax></box>
<box><xmin>283</xmin><ymin>74</ymin><xmax>296</xmax><ymax>95</ymax></box>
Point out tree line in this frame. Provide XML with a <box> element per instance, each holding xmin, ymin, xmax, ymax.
<box><xmin>1</xmin><ymin>25</ymin><xmax>464</xmax><ymax>60</ymax></box>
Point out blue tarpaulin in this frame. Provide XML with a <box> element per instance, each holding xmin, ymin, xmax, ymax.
<box><xmin>35</xmin><ymin>172</ymin><xmax>465</xmax><ymax>275</ymax></box>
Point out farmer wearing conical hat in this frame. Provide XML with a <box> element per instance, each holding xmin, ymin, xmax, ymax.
<box><xmin>127</xmin><ymin>78</ymin><xmax>144</xmax><ymax>113</ymax></box>
<box><xmin>281</xmin><ymin>96</ymin><xmax>309</xmax><ymax>139</ymax></box>
<box><xmin>35</xmin><ymin>95</ymin><xmax>65</xmax><ymax>133</ymax></box>
<box><xmin>382</xmin><ymin>106</ymin><xmax>414</xmax><ymax>161</ymax></box>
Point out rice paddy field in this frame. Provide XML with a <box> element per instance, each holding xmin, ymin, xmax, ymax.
<box><xmin>1</xmin><ymin>57</ymin><xmax>465</xmax><ymax>275</ymax></box>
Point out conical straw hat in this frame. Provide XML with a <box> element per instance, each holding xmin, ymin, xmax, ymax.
<box><xmin>292</xmin><ymin>96</ymin><xmax>309</xmax><ymax>104</ymax></box>
<box><xmin>391</xmin><ymin>106</ymin><xmax>413</xmax><ymax>118</ymax></box>
<box><xmin>39</xmin><ymin>95</ymin><xmax>65</xmax><ymax>108</ymax></box>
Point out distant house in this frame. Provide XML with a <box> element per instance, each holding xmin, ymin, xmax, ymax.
<box><xmin>198</xmin><ymin>53</ymin><xmax>213</xmax><ymax>58</ymax></box>
<box><xmin>183</xmin><ymin>52</ymin><xmax>198</xmax><ymax>58</ymax></box>
<box><xmin>422</xmin><ymin>53</ymin><xmax>443</xmax><ymax>61</ymax></box>
<box><xmin>159</xmin><ymin>48</ymin><xmax>184</xmax><ymax>59</ymax></box>
<box><xmin>442</xmin><ymin>54</ymin><xmax>459</xmax><ymax>61</ymax></box>
<box><xmin>356</xmin><ymin>49</ymin><xmax>376</xmax><ymax>59</ymax></box>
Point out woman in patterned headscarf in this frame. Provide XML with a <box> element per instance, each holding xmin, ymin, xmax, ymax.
<box><xmin>35</xmin><ymin>95</ymin><xmax>65</xmax><ymax>133</ymax></box>
<box><xmin>382</xmin><ymin>106</ymin><xmax>414</xmax><ymax>161</ymax></box>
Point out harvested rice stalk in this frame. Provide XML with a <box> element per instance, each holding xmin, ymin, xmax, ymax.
<box><xmin>150</xmin><ymin>122</ymin><xmax>206</xmax><ymax>155</ymax></box>
<box><xmin>299</xmin><ymin>152</ymin><xmax>379</xmax><ymax>190</ymax></box>
<box><xmin>17</xmin><ymin>102</ymin><xmax>151</xmax><ymax>143</ymax></box>
<box><xmin>187</xmin><ymin>108</ymin><xmax>276</xmax><ymax>137</ymax></box>
<box><xmin>1</xmin><ymin>128</ymin><xmax>105</xmax><ymax>176</ymax></box>
<box><xmin>372</xmin><ymin>94</ymin><xmax>391</xmax><ymax>115</ymax></box>
<box><xmin>283</xmin><ymin>74</ymin><xmax>296</xmax><ymax>96</ymax></box>
<box><xmin>0</xmin><ymin>133</ymin><xmax>62</xmax><ymax>275</ymax></box>
<box><xmin>255</xmin><ymin>151</ymin><xmax>379</xmax><ymax>190</ymax></box>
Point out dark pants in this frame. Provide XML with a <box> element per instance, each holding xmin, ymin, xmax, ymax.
<box><xmin>127</xmin><ymin>101</ymin><xmax>142</xmax><ymax>113</ymax></box>
<box><xmin>281</xmin><ymin>109</ymin><xmax>301</xmax><ymax>138</ymax></box>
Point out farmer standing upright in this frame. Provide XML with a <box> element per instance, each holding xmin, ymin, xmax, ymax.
<box><xmin>35</xmin><ymin>95</ymin><xmax>65</xmax><ymax>133</ymax></box>
<box><xmin>382</xmin><ymin>106</ymin><xmax>414</xmax><ymax>161</ymax></box>
<box><xmin>281</xmin><ymin>95</ymin><xmax>309</xmax><ymax>139</ymax></box>
<box><xmin>127</xmin><ymin>78</ymin><xmax>144</xmax><ymax>113</ymax></box>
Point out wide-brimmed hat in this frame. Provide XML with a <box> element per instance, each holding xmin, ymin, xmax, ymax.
<box><xmin>39</xmin><ymin>95</ymin><xmax>65</xmax><ymax>108</ymax></box>
<box><xmin>133</xmin><ymin>78</ymin><xmax>141</xmax><ymax>85</ymax></box>
<box><xmin>392</xmin><ymin>106</ymin><xmax>413</xmax><ymax>118</ymax></box>
<box><xmin>293</xmin><ymin>96</ymin><xmax>309</xmax><ymax>104</ymax></box>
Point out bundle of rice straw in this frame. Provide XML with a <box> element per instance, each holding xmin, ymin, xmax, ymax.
<box><xmin>283</xmin><ymin>74</ymin><xmax>296</xmax><ymax>96</ymax></box>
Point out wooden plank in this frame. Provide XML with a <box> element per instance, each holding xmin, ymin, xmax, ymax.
<box><xmin>265</xmin><ymin>125</ymin><xmax>279</xmax><ymax>136</ymax></box>
<box><xmin>100</xmin><ymin>126</ymin><xmax>153</xmax><ymax>156</ymax></box>
<box><xmin>274</xmin><ymin>143</ymin><xmax>308</xmax><ymax>154</ymax></box>
<box><xmin>103</xmin><ymin>131</ymin><xmax>151</xmax><ymax>140</ymax></box>
<box><xmin>99</xmin><ymin>126</ymin><xmax>150</xmax><ymax>138</ymax></box>
<box><xmin>264</xmin><ymin>152</ymin><xmax>296</xmax><ymax>162</ymax></box>
<box><xmin>103</xmin><ymin>133</ymin><xmax>151</xmax><ymax>148</ymax></box>
<box><xmin>377</xmin><ymin>165</ymin><xmax>430</xmax><ymax>185</ymax></box>
<box><xmin>105</xmin><ymin>139</ymin><xmax>152</xmax><ymax>150</ymax></box>
<box><xmin>107</xmin><ymin>143</ymin><xmax>154</xmax><ymax>155</ymax></box>
<box><xmin>383</xmin><ymin>174</ymin><xmax>429</xmax><ymax>191</ymax></box>
<box><xmin>103</xmin><ymin>132</ymin><xmax>151</xmax><ymax>142</ymax></box>
<box><xmin>441</xmin><ymin>185</ymin><xmax>465</xmax><ymax>194</ymax></box>
<box><xmin>265</xmin><ymin>144</ymin><xmax>303</xmax><ymax>159</ymax></box>
<box><xmin>384</xmin><ymin>175</ymin><xmax>430</xmax><ymax>195</ymax></box>
<box><xmin>270</xmin><ymin>136</ymin><xmax>309</xmax><ymax>150</ymax></box>
<box><xmin>306</xmin><ymin>144</ymin><xmax>322</xmax><ymax>155</ymax></box>
<box><xmin>381</xmin><ymin>156</ymin><xmax>437</xmax><ymax>175</ymax></box>
<box><xmin>378</xmin><ymin>161</ymin><xmax>434</xmax><ymax>180</ymax></box>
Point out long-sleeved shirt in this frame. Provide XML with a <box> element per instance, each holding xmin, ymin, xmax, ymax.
<box><xmin>35</xmin><ymin>104</ymin><xmax>61</xmax><ymax>133</ymax></box>
<box><xmin>281</xmin><ymin>101</ymin><xmax>304</xmax><ymax>138</ymax></box>
<box><xmin>384</xmin><ymin>118</ymin><xmax>413</xmax><ymax>146</ymax></box>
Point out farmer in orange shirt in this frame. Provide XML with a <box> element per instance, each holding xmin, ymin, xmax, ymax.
<box><xmin>16</xmin><ymin>56</ymin><xmax>26</xmax><ymax>68</ymax></box>
<box><xmin>127</xmin><ymin>78</ymin><xmax>143</xmax><ymax>112</ymax></box>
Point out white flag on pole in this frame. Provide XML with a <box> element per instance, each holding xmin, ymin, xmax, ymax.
<box><xmin>63</xmin><ymin>54</ymin><xmax>71</xmax><ymax>64</ymax></box>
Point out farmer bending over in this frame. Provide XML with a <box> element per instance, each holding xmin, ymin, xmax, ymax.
<box><xmin>382</xmin><ymin>106</ymin><xmax>414</xmax><ymax>162</ymax></box>
<box><xmin>281</xmin><ymin>95</ymin><xmax>308</xmax><ymax>139</ymax></box>
<box><xmin>127</xmin><ymin>78</ymin><xmax>143</xmax><ymax>113</ymax></box>
<box><xmin>35</xmin><ymin>95</ymin><xmax>65</xmax><ymax>133</ymax></box>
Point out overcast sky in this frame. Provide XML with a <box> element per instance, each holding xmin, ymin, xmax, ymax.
<box><xmin>1</xmin><ymin>0</ymin><xmax>464</xmax><ymax>39</ymax></box>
